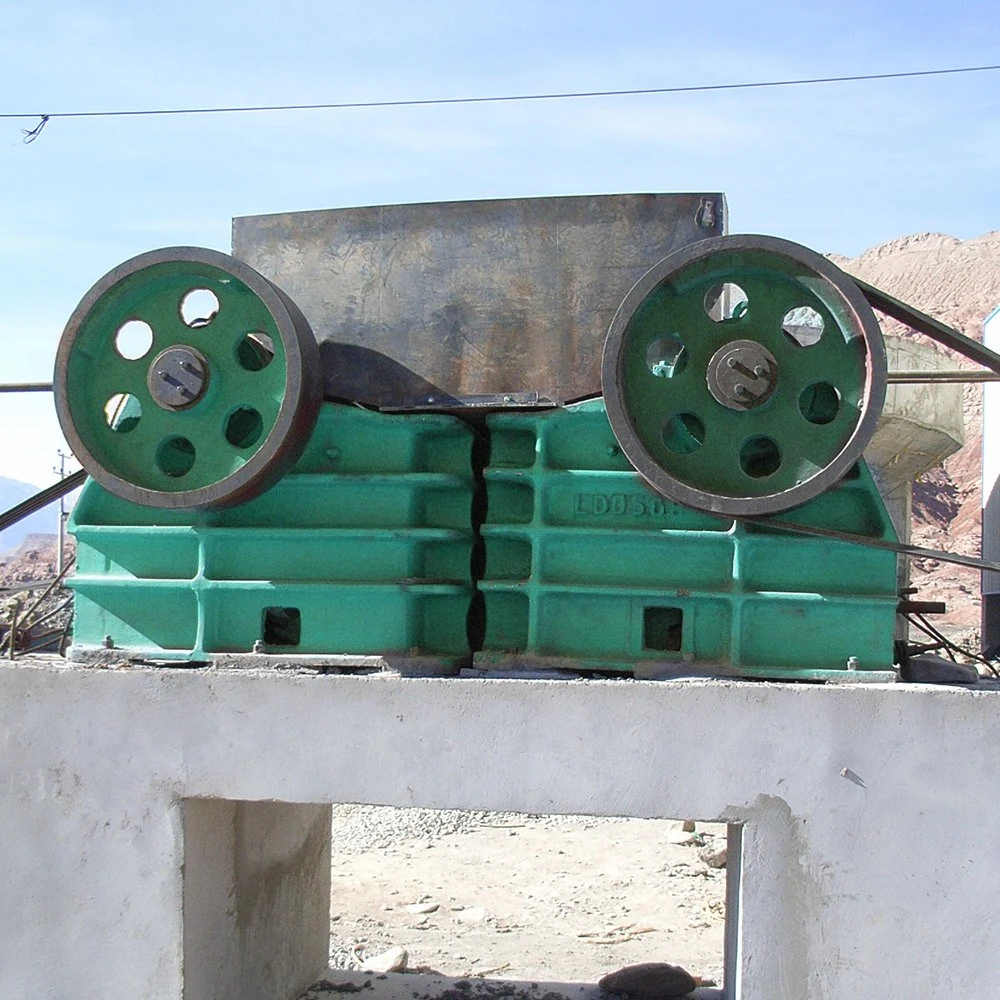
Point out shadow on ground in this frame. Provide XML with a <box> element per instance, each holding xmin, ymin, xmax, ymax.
<box><xmin>300</xmin><ymin>967</ymin><xmax>724</xmax><ymax>1000</ymax></box>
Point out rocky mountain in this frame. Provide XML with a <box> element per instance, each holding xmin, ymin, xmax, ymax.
<box><xmin>0</xmin><ymin>477</ymin><xmax>66</xmax><ymax>555</ymax></box>
<box><xmin>0</xmin><ymin>533</ymin><xmax>70</xmax><ymax>586</ymax></box>
<box><xmin>833</xmin><ymin>232</ymin><xmax>1000</xmax><ymax>635</ymax></box>
<box><xmin>0</xmin><ymin>532</ymin><xmax>75</xmax><ymax>655</ymax></box>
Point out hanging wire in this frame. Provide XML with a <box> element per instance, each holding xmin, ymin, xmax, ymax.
<box><xmin>21</xmin><ymin>115</ymin><xmax>49</xmax><ymax>143</ymax></box>
<box><xmin>903</xmin><ymin>612</ymin><xmax>1000</xmax><ymax>678</ymax></box>
<box><xmin>4</xmin><ymin>62</ymin><xmax>999</xmax><ymax>130</ymax></box>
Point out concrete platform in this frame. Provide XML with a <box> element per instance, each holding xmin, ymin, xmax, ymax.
<box><xmin>3</xmin><ymin>658</ymin><xmax>1000</xmax><ymax>999</ymax></box>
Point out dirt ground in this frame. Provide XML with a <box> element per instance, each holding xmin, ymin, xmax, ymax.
<box><xmin>309</xmin><ymin>813</ymin><xmax>728</xmax><ymax>998</ymax></box>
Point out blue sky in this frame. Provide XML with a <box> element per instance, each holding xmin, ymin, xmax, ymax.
<box><xmin>1</xmin><ymin>0</ymin><xmax>998</xmax><ymax>486</ymax></box>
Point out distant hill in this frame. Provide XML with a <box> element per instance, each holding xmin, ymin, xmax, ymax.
<box><xmin>833</xmin><ymin>232</ymin><xmax>1000</xmax><ymax>633</ymax></box>
<box><xmin>0</xmin><ymin>476</ymin><xmax>68</xmax><ymax>555</ymax></box>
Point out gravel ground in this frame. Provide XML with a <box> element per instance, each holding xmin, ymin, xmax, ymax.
<box><xmin>315</xmin><ymin>804</ymin><xmax>728</xmax><ymax>998</ymax></box>
<box><xmin>326</xmin><ymin>805</ymin><xmax>629</xmax><ymax>974</ymax></box>
<box><xmin>328</xmin><ymin>805</ymin><xmax>618</xmax><ymax>855</ymax></box>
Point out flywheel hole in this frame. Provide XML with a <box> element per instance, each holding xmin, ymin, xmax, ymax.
<box><xmin>104</xmin><ymin>393</ymin><xmax>142</xmax><ymax>433</ymax></box>
<box><xmin>662</xmin><ymin>413</ymin><xmax>705</xmax><ymax>454</ymax></box>
<box><xmin>740</xmin><ymin>436</ymin><xmax>781</xmax><ymax>479</ymax></box>
<box><xmin>115</xmin><ymin>320</ymin><xmax>154</xmax><ymax>360</ymax></box>
<box><xmin>799</xmin><ymin>382</ymin><xmax>841</xmax><ymax>424</ymax></box>
<box><xmin>180</xmin><ymin>288</ymin><xmax>220</xmax><ymax>328</ymax></box>
<box><xmin>646</xmin><ymin>336</ymin><xmax>688</xmax><ymax>378</ymax></box>
<box><xmin>237</xmin><ymin>332</ymin><xmax>276</xmax><ymax>371</ymax></box>
<box><xmin>782</xmin><ymin>306</ymin><xmax>825</xmax><ymax>347</ymax></box>
<box><xmin>225</xmin><ymin>407</ymin><xmax>264</xmax><ymax>449</ymax></box>
<box><xmin>704</xmin><ymin>282</ymin><xmax>749</xmax><ymax>322</ymax></box>
<box><xmin>156</xmin><ymin>436</ymin><xmax>196</xmax><ymax>478</ymax></box>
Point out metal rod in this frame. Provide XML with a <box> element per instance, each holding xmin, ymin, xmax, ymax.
<box><xmin>741</xmin><ymin>516</ymin><xmax>1000</xmax><ymax>573</ymax></box>
<box><xmin>56</xmin><ymin>506</ymin><xmax>63</xmax><ymax>577</ymax></box>
<box><xmin>54</xmin><ymin>450</ymin><xmax>72</xmax><ymax>577</ymax></box>
<box><xmin>856</xmin><ymin>278</ymin><xmax>1000</xmax><ymax>374</ymax></box>
<box><xmin>7</xmin><ymin>600</ymin><xmax>20</xmax><ymax>659</ymax></box>
<box><xmin>21</xmin><ymin>597</ymin><xmax>73</xmax><ymax>633</ymax></box>
<box><xmin>0</xmin><ymin>469</ymin><xmax>86</xmax><ymax>535</ymax></box>
<box><xmin>18</xmin><ymin>631</ymin><xmax>72</xmax><ymax>656</ymax></box>
<box><xmin>0</xmin><ymin>383</ymin><xmax>53</xmax><ymax>393</ymax></box>
<box><xmin>20</xmin><ymin>557</ymin><xmax>75</xmax><ymax>624</ymax></box>
<box><xmin>0</xmin><ymin>579</ymin><xmax>58</xmax><ymax>596</ymax></box>
<box><xmin>888</xmin><ymin>370</ymin><xmax>1000</xmax><ymax>383</ymax></box>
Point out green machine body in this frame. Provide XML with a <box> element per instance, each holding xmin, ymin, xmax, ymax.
<box><xmin>53</xmin><ymin>211</ymin><xmax>902</xmax><ymax>680</ymax></box>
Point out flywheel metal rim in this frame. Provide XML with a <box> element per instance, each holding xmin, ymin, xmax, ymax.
<box><xmin>54</xmin><ymin>246</ymin><xmax>322</xmax><ymax>510</ymax></box>
<box><xmin>601</xmin><ymin>234</ymin><xmax>887</xmax><ymax>517</ymax></box>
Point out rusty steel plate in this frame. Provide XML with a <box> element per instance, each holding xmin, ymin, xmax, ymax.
<box><xmin>232</xmin><ymin>193</ymin><xmax>726</xmax><ymax>408</ymax></box>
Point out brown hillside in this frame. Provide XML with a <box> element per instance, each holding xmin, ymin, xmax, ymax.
<box><xmin>835</xmin><ymin>232</ymin><xmax>1000</xmax><ymax>633</ymax></box>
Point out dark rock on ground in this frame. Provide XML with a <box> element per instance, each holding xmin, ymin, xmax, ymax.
<box><xmin>901</xmin><ymin>653</ymin><xmax>979</xmax><ymax>685</ymax></box>
<box><xmin>598</xmin><ymin>962</ymin><xmax>696</xmax><ymax>999</ymax></box>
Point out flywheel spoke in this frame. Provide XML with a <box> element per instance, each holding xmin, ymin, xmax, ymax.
<box><xmin>602</xmin><ymin>235</ymin><xmax>886</xmax><ymax>516</ymax></box>
<box><xmin>54</xmin><ymin>248</ymin><xmax>321</xmax><ymax>509</ymax></box>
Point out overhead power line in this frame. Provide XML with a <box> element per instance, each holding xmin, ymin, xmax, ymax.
<box><xmin>4</xmin><ymin>62</ymin><xmax>999</xmax><ymax>125</ymax></box>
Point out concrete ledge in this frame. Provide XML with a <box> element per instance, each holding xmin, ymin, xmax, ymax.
<box><xmin>3</xmin><ymin>660</ymin><xmax>1000</xmax><ymax>998</ymax></box>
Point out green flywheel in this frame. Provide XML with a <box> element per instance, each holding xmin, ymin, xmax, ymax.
<box><xmin>54</xmin><ymin>247</ymin><xmax>322</xmax><ymax>509</ymax></box>
<box><xmin>601</xmin><ymin>235</ymin><xmax>887</xmax><ymax>516</ymax></box>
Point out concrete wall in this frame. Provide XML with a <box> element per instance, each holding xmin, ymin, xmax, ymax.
<box><xmin>866</xmin><ymin>333</ymin><xmax>964</xmax><ymax>540</ymax></box>
<box><xmin>183</xmin><ymin>799</ymin><xmax>331</xmax><ymax>1000</ymax></box>
<box><xmin>3</xmin><ymin>662</ymin><xmax>1000</xmax><ymax>999</ymax></box>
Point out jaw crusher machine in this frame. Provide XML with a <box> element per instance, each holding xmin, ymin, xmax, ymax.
<box><xmin>53</xmin><ymin>194</ymin><xmax>903</xmax><ymax>680</ymax></box>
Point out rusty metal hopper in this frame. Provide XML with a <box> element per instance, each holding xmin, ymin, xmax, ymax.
<box><xmin>232</xmin><ymin>193</ymin><xmax>726</xmax><ymax>408</ymax></box>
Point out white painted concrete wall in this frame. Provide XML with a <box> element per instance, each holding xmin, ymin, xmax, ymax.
<box><xmin>3</xmin><ymin>661</ymin><xmax>1000</xmax><ymax>999</ymax></box>
<box><xmin>183</xmin><ymin>799</ymin><xmax>331</xmax><ymax>1000</ymax></box>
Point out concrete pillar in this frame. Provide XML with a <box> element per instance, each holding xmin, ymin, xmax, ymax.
<box><xmin>183</xmin><ymin>799</ymin><xmax>331</xmax><ymax>1000</ymax></box>
<box><xmin>866</xmin><ymin>333</ymin><xmax>965</xmax><ymax>540</ymax></box>
<box><xmin>865</xmin><ymin>334</ymin><xmax>964</xmax><ymax>638</ymax></box>
<box><xmin>982</xmin><ymin>305</ymin><xmax>1000</xmax><ymax>654</ymax></box>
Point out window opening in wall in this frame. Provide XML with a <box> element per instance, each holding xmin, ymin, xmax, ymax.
<box><xmin>301</xmin><ymin>808</ymin><xmax>741</xmax><ymax>999</ymax></box>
